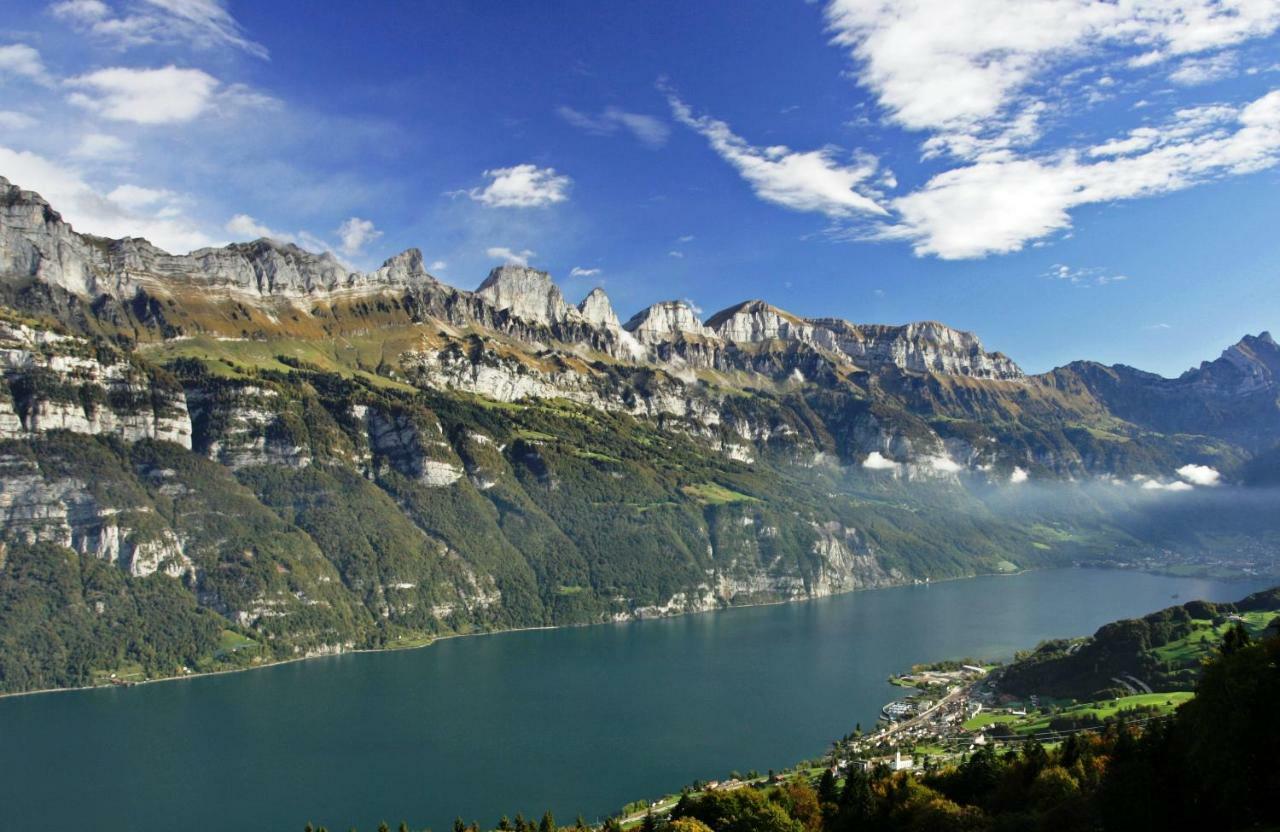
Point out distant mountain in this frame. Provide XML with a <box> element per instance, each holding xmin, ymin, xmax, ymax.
<box><xmin>0</xmin><ymin>174</ymin><xmax>1276</xmax><ymax>693</ymax></box>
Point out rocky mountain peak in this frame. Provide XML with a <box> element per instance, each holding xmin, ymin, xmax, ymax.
<box><xmin>476</xmin><ymin>264</ymin><xmax>575</xmax><ymax>326</ymax></box>
<box><xmin>577</xmin><ymin>287</ymin><xmax>621</xmax><ymax>329</ymax></box>
<box><xmin>369</xmin><ymin>247</ymin><xmax>438</xmax><ymax>288</ymax></box>
<box><xmin>705</xmin><ymin>299</ymin><xmax>813</xmax><ymax>343</ymax></box>
<box><xmin>623</xmin><ymin>300</ymin><xmax>715</xmax><ymax>343</ymax></box>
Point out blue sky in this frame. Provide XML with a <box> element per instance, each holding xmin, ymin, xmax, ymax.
<box><xmin>2</xmin><ymin>0</ymin><xmax>1279</xmax><ymax>375</ymax></box>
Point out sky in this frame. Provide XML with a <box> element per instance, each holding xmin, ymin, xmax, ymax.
<box><xmin>1</xmin><ymin>0</ymin><xmax>1279</xmax><ymax>376</ymax></box>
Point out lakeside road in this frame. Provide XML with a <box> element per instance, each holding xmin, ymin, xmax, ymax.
<box><xmin>881</xmin><ymin>682</ymin><xmax>972</xmax><ymax>741</ymax></box>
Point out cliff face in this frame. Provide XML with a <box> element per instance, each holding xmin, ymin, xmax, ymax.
<box><xmin>0</xmin><ymin>175</ymin><xmax>1275</xmax><ymax>693</ymax></box>
<box><xmin>0</xmin><ymin>318</ymin><xmax>191</xmax><ymax>446</ymax></box>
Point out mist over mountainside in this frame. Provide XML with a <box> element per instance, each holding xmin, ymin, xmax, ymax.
<box><xmin>0</xmin><ymin>174</ymin><xmax>1277</xmax><ymax>693</ymax></box>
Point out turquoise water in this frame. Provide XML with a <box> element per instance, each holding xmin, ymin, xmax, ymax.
<box><xmin>0</xmin><ymin>568</ymin><xmax>1268</xmax><ymax>831</ymax></box>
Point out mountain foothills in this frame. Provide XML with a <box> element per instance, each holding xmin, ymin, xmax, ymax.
<box><xmin>0</xmin><ymin>175</ymin><xmax>1278</xmax><ymax>693</ymax></box>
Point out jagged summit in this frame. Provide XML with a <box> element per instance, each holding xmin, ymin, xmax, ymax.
<box><xmin>624</xmin><ymin>300</ymin><xmax>714</xmax><ymax>343</ymax></box>
<box><xmin>705</xmin><ymin>299</ymin><xmax>813</xmax><ymax>343</ymax></box>
<box><xmin>0</xmin><ymin>175</ymin><xmax>1041</xmax><ymax>380</ymax></box>
<box><xmin>577</xmin><ymin>286</ymin><xmax>621</xmax><ymax>329</ymax></box>
<box><xmin>476</xmin><ymin>264</ymin><xmax>576</xmax><ymax>326</ymax></box>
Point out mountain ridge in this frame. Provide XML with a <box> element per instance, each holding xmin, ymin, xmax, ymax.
<box><xmin>0</xmin><ymin>173</ymin><xmax>1277</xmax><ymax>694</ymax></box>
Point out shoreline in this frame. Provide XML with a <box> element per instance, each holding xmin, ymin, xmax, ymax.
<box><xmin>0</xmin><ymin>564</ymin><xmax>1261</xmax><ymax>701</ymax></box>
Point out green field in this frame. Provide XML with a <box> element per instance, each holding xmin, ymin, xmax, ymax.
<box><xmin>966</xmin><ymin>691</ymin><xmax>1194</xmax><ymax>734</ymax></box>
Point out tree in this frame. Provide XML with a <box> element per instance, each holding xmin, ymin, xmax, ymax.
<box><xmin>816</xmin><ymin>769</ymin><xmax>838</xmax><ymax>806</ymax></box>
<box><xmin>837</xmin><ymin>767</ymin><xmax>874</xmax><ymax>827</ymax></box>
<box><xmin>539</xmin><ymin>810</ymin><xmax>556</xmax><ymax>832</ymax></box>
<box><xmin>1221</xmin><ymin>621</ymin><xmax>1251</xmax><ymax>655</ymax></box>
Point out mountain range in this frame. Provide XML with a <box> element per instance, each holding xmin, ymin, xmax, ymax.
<box><xmin>0</xmin><ymin>174</ymin><xmax>1277</xmax><ymax>693</ymax></box>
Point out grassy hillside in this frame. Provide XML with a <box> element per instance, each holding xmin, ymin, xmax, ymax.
<box><xmin>998</xmin><ymin>587</ymin><xmax>1280</xmax><ymax>698</ymax></box>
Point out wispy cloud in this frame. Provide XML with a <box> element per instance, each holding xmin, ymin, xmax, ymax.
<box><xmin>878</xmin><ymin>91</ymin><xmax>1280</xmax><ymax>258</ymax></box>
<box><xmin>813</xmin><ymin>0</ymin><xmax>1280</xmax><ymax>259</ymax></box>
<box><xmin>50</xmin><ymin>0</ymin><xmax>268</xmax><ymax>58</ymax></box>
<box><xmin>1046</xmin><ymin>264</ymin><xmax>1130</xmax><ymax>287</ymax></box>
<box><xmin>0</xmin><ymin>44</ymin><xmax>53</xmax><ymax>86</ymax></box>
<box><xmin>64</xmin><ymin>65</ymin><xmax>272</xmax><ymax>125</ymax></box>
<box><xmin>486</xmin><ymin>246</ymin><xmax>535</xmax><ymax>266</ymax></box>
<box><xmin>558</xmin><ymin>105</ymin><xmax>670</xmax><ymax>148</ymax></box>
<box><xmin>1</xmin><ymin>144</ymin><xmax>216</xmax><ymax>253</ymax></box>
<box><xmin>666</xmin><ymin>90</ymin><xmax>887</xmax><ymax>218</ymax></box>
<box><xmin>825</xmin><ymin>0</ymin><xmax>1280</xmax><ymax>157</ymax></box>
<box><xmin>1169</xmin><ymin>52</ymin><xmax>1238</xmax><ymax>85</ymax></box>
<box><xmin>569</xmin><ymin>266</ymin><xmax>601</xmax><ymax>278</ymax></box>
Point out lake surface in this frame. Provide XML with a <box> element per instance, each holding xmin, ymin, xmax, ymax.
<box><xmin>0</xmin><ymin>568</ymin><xmax>1270</xmax><ymax>831</ymax></box>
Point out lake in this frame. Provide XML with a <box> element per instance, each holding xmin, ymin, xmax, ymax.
<box><xmin>0</xmin><ymin>568</ymin><xmax>1270</xmax><ymax>831</ymax></box>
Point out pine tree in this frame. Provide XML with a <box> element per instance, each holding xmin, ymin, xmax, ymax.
<box><xmin>539</xmin><ymin>810</ymin><xmax>556</xmax><ymax>832</ymax></box>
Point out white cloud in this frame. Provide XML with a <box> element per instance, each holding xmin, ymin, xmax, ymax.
<box><xmin>107</xmin><ymin>183</ymin><xmax>177</xmax><ymax>211</ymax></box>
<box><xmin>70</xmin><ymin>133</ymin><xmax>132</xmax><ymax>160</ymax></box>
<box><xmin>225</xmin><ymin>213</ymin><xmax>277</xmax><ymax>240</ymax></box>
<box><xmin>816</xmin><ymin>1</ymin><xmax>1280</xmax><ymax>258</ymax></box>
<box><xmin>66</xmin><ymin>65</ymin><xmax>220</xmax><ymax>124</ymax></box>
<box><xmin>1047</xmin><ymin>263</ymin><xmax>1129</xmax><ymax>286</ymax></box>
<box><xmin>464</xmin><ymin>164</ymin><xmax>571</xmax><ymax>208</ymax></box>
<box><xmin>668</xmin><ymin>250</ymin><xmax>684</xmax><ymax>258</ymax></box>
<box><xmin>879</xmin><ymin>90</ymin><xmax>1280</xmax><ymax>258</ymax></box>
<box><xmin>1010</xmin><ymin>467</ymin><xmax>1029</xmax><ymax>484</ymax></box>
<box><xmin>0</xmin><ymin>145</ymin><xmax>216</xmax><ymax>253</ymax></box>
<box><xmin>428</xmin><ymin>259</ymin><xmax>447</xmax><ymax>272</ymax></box>
<box><xmin>1176</xmin><ymin>464</ymin><xmax>1221</xmax><ymax>486</ymax></box>
<box><xmin>921</xmin><ymin>454</ymin><xmax>963</xmax><ymax>474</ymax></box>
<box><xmin>0</xmin><ymin>111</ymin><xmax>37</xmax><ymax>130</ymax></box>
<box><xmin>569</xmin><ymin>266</ymin><xmax>601</xmax><ymax>278</ymax></box>
<box><xmin>50</xmin><ymin>0</ymin><xmax>111</xmax><ymax>23</ymax></box>
<box><xmin>862</xmin><ymin>451</ymin><xmax>901</xmax><ymax>471</ymax></box>
<box><xmin>1141</xmin><ymin>478</ymin><xmax>1195</xmax><ymax>491</ymax></box>
<box><xmin>677</xmin><ymin>234</ymin><xmax>695</xmax><ymax>243</ymax></box>
<box><xmin>486</xmin><ymin>246</ymin><xmax>535</xmax><ymax>266</ymax></box>
<box><xmin>0</xmin><ymin>44</ymin><xmax>52</xmax><ymax>85</ymax></box>
<box><xmin>52</xmin><ymin>0</ymin><xmax>267</xmax><ymax>58</ymax></box>
<box><xmin>557</xmin><ymin>106</ymin><xmax>670</xmax><ymax>147</ymax></box>
<box><xmin>668</xmin><ymin>93</ymin><xmax>887</xmax><ymax>218</ymax></box>
<box><xmin>825</xmin><ymin>0</ymin><xmax>1280</xmax><ymax>155</ymax></box>
<box><xmin>1088</xmin><ymin>127</ymin><xmax>1161</xmax><ymax>158</ymax></box>
<box><xmin>1170</xmin><ymin>52</ymin><xmax>1238</xmax><ymax>85</ymax></box>
<box><xmin>336</xmin><ymin>216</ymin><xmax>382</xmax><ymax>255</ymax></box>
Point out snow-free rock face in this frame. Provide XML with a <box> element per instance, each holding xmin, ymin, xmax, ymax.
<box><xmin>706</xmin><ymin>300</ymin><xmax>816</xmax><ymax>344</ymax></box>
<box><xmin>475</xmin><ymin>265</ymin><xmax>577</xmax><ymax>326</ymax></box>
<box><xmin>0</xmin><ymin>176</ymin><xmax>440</xmax><ymax>300</ymax></box>
<box><xmin>577</xmin><ymin>287</ymin><xmax>621</xmax><ymax>329</ymax></box>
<box><xmin>623</xmin><ymin>300</ymin><xmax>716</xmax><ymax>344</ymax></box>
<box><xmin>810</xmin><ymin>318</ymin><xmax>1023</xmax><ymax>380</ymax></box>
<box><xmin>0</xmin><ymin>318</ymin><xmax>192</xmax><ymax>447</ymax></box>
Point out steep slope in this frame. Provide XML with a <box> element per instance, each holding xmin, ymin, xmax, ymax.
<box><xmin>0</xmin><ymin>174</ymin><xmax>1277</xmax><ymax>693</ymax></box>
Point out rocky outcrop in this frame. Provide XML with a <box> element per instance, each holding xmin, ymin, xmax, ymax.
<box><xmin>624</xmin><ymin>300</ymin><xmax>717</xmax><ymax>344</ymax></box>
<box><xmin>0</xmin><ymin>318</ymin><xmax>192</xmax><ymax>447</ymax></box>
<box><xmin>476</xmin><ymin>265</ymin><xmax>578</xmax><ymax>326</ymax></box>
<box><xmin>809</xmin><ymin>319</ymin><xmax>1023</xmax><ymax>380</ymax></box>
<box><xmin>706</xmin><ymin>300</ymin><xmax>816</xmax><ymax>344</ymax></box>
<box><xmin>362</xmin><ymin>406</ymin><xmax>463</xmax><ymax>486</ymax></box>
<box><xmin>0</xmin><ymin>451</ymin><xmax>192</xmax><ymax>577</ymax></box>
<box><xmin>577</xmin><ymin>287</ymin><xmax>620</xmax><ymax>328</ymax></box>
